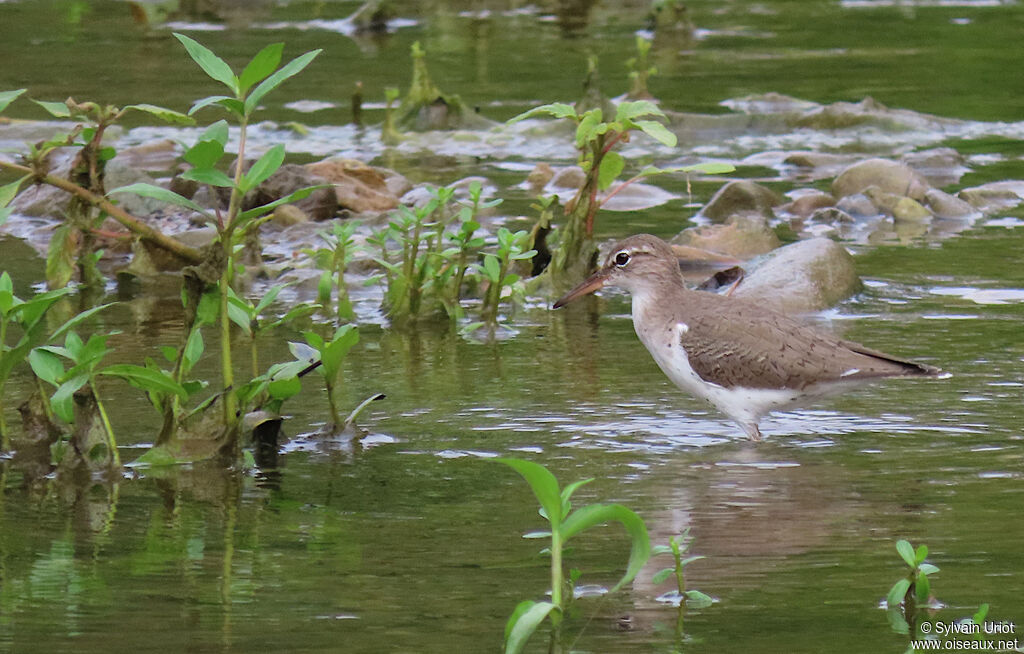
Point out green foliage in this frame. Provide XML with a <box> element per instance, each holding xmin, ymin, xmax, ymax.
<box><xmin>651</xmin><ymin>529</ymin><xmax>713</xmax><ymax>609</ymax></box>
<box><xmin>467</xmin><ymin>227</ymin><xmax>535</xmax><ymax>336</ymax></box>
<box><xmin>301</xmin><ymin>324</ymin><xmax>359</xmax><ymax>426</ymax></box>
<box><xmin>497</xmin><ymin>458</ymin><xmax>650</xmax><ymax>654</ymax></box>
<box><xmin>0</xmin><ymin>274</ymin><xmax>112</xmax><ymax>446</ymax></box>
<box><xmin>886</xmin><ymin>539</ymin><xmax>940</xmax><ymax>637</ymax></box>
<box><xmin>304</xmin><ymin>221</ymin><xmax>360</xmax><ymax>322</ymax></box>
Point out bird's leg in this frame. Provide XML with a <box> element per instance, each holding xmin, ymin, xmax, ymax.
<box><xmin>740</xmin><ymin>422</ymin><xmax>762</xmax><ymax>441</ymax></box>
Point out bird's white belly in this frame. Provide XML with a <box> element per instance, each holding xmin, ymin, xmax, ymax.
<box><xmin>635</xmin><ymin>319</ymin><xmax>802</xmax><ymax>424</ymax></box>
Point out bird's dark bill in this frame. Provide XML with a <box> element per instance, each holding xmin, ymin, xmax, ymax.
<box><xmin>552</xmin><ymin>269</ymin><xmax>608</xmax><ymax>308</ymax></box>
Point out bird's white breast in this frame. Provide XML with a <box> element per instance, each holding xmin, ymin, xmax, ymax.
<box><xmin>631</xmin><ymin>293</ymin><xmax>802</xmax><ymax>424</ymax></box>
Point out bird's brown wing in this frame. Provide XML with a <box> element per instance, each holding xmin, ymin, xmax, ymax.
<box><xmin>677</xmin><ymin>295</ymin><xmax>936</xmax><ymax>389</ymax></box>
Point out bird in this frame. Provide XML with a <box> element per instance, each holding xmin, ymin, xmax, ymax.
<box><xmin>553</xmin><ymin>234</ymin><xmax>946</xmax><ymax>440</ymax></box>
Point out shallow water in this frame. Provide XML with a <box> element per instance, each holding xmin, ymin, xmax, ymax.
<box><xmin>2</xmin><ymin>1</ymin><xmax>1024</xmax><ymax>653</ymax></box>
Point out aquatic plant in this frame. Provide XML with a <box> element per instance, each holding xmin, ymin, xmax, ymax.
<box><xmin>304</xmin><ymin>221</ymin><xmax>360</xmax><ymax>322</ymax></box>
<box><xmin>465</xmin><ymin>227</ymin><xmax>536</xmax><ymax>336</ymax></box>
<box><xmin>0</xmin><ymin>273</ymin><xmax>110</xmax><ymax>450</ymax></box>
<box><xmin>652</xmin><ymin>529</ymin><xmax>713</xmax><ymax>648</ymax></box>
<box><xmin>30</xmin><ymin>329</ymin><xmax>188</xmax><ymax>470</ymax></box>
<box><xmin>508</xmin><ymin>100</ymin><xmax>732</xmax><ymax>289</ymax></box>
<box><xmin>651</xmin><ymin>529</ymin><xmax>713</xmax><ymax>608</ymax></box>
<box><xmin>0</xmin><ymin>91</ymin><xmax>202</xmax><ymax>280</ymax></box>
<box><xmin>497</xmin><ymin>458</ymin><xmax>650</xmax><ymax>654</ymax></box>
<box><xmin>886</xmin><ymin>539</ymin><xmax>939</xmax><ymax>636</ymax></box>
<box><xmin>299</xmin><ymin>324</ymin><xmax>360</xmax><ymax>433</ymax></box>
<box><xmin>112</xmin><ymin>34</ymin><xmax>321</xmax><ymax>446</ymax></box>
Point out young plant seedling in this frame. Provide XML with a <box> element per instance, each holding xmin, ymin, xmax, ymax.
<box><xmin>651</xmin><ymin>529</ymin><xmax>713</xmax><ymax>608</ymax></box>
<box><xmin>509</xmin><ymin>99</ymin><xmax>733</xmax><ymax>287</ymax></box>
<box><xmin>886</xmin><ymin>539</ymin><xmax>939</xmax><ymax>636</ymax></box>
<box><xmin>0</xmin><ymin>273</ymin><xmax>110</xmax><ymax>449</ymax></box>
<box><xmin>30</xmin><ymin>330</ymin><xmax>188</xmax><ymax>469</ymax></box>
<box><xmin>304</xmin><ymin>221</ymin><xmax>360</xmax><ymax>322</ymax></box>
<box><xmin>300</xmin><ymin>324</ymin><xmax>360</xmax><ymax>432</ymax></box>
<box><xmin>497</xmin><ymin>458</ymin><xmax>650</xmax><ymax>654</ymax></box>
<box><xmin>464</xmin><ymin>227</ymin><xmax>536</xmax><ymax>336</ymax></box>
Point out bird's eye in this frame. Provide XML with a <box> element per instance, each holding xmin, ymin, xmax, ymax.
<box><xmin>614</xmin><ymin>251</ymin><xmax>631</xmax><ymax>267</ymax></box>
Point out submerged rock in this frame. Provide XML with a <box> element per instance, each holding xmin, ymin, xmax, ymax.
<box><xmin>731</xmin><ymin>237</ymin><xmax>861</xmax><ymax>313</ymax></box>
<box><xmin>306</xmin><ymin>157</ymin><xmax>411</xmax><ymax>215</ymax></box>
<box><xmin>672</xmin><ymin>214</ymin><xmax>780</xmax><ymax>259</ymax></box>
<box><xmin>923</xmin><ymin>188</ymin><xmax>978</xmax><ymax>220</ymax></box>
<box><xmin>832</xmin><ymin>158</ymin><xmax>930</xmax><ymax>201</ymax></box>
<box><xmin>701</xmin><ymin>180</ymin><xmax>784</xmax><ymax>222</ymax></box>
<box><xmin>957</xmin><ymin>181</ymin><xmax>1024</xmax><ymax>211</ymax></box>
<box><xmin>778</xmin><ymin>191</ymin><xmax>836</xmax><ymax>218</ymax></box>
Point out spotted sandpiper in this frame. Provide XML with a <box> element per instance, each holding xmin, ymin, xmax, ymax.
<box><xmin>553</xmin><ymin>234</ymin><xmax>946</xmax><ymax>440</ymax></box>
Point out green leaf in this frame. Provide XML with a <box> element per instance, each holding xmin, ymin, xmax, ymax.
<box><xmin>51</xmin><ymin>374</ymin><xmax>90</xmax><ymax>423</ymax></box>
<box><xmin>522</xmin><ymin>531</ymin><xmax>551</xmax><ymax>539</ymax></box>
<box><xmin>504</xmin><ymin>600</ymin><xmax>557</xmax><ymax>654</ymax></box>
<box><xmin>196</xmin><ymin>289</ymin><xmax>220</xmax><ymax>325</ymax></box>
<box><xmin>109</xmin><ymin>183</ymin><xmax>207</xmax><ymax>214</ymax></box>
<box><xmin>238</xmin><ymin>43</ymin><xmax>284</xmax><ymax>95</ymax></box>
<box><xmin>497</xmin><ymin>458</ymin><xmax>563</xmax><ymax>527</ymax></box>
<box><xmin>482</xmin><ymin>254</ymin><xmax>501</xmax><ymax>282</ymax></box>
<box><xmin>918</xmin><ymin>563</ymin><xmax>939</xmax><ymax>576</ymax></box>
<box><xmin>320</xmin><ymin>324</ymin><xmax>359</xmax><ymax>377</ymax></box>
<box><xmin>184</xmin><ymin>138</ymin><xmax>226</xmax><ymax>169</ymax></box>
<box><xmin>597</xmin><ymin>151</ymin><xmax>624</xmax><ymax>190</ymax></box>
<box><xmin>887</xmin><ymin>578</ymin><xmax>911</xmax><ymax>608</ymax></box>
<box><xmin>123</xmin><ymin>104</ymin><xmax>195</xmax><ymax>125</ymax></box>
<box><xmin>100</xmin><ymin>364</ymin><xmax>188</xmax><ymax>398</ymax></box>
<box><xmin>29</xmin><ymin>348</ymin><xmax>65</xmax><ymax>386</ymax></box>
<box><xmin>267</xmin><ymin>375</ymin><xmax>301</xmax><ymax>400</ymax></box>
<box><xmin>237</xmin><ymin>186</ymin><xmax>323</xmax><ymax>223</ymax></box>
<box><xmin>181</xmin><ymin>167</ymin><xmax>235</xmax><ymax>188</ymax></box>
<box><xmin>679</xmin><ymin>555</ymin><xmax>705</xmax><ymax>567</ymax></box>
<box><xmin>226</xmin><ymin>295</ymin><xmax>252</xmax><ymax>335</ymax></box>
<box><xmin>915</xmin><ymin>544</ymin><xmax>928</xmax><ymax>565</ymax></box>
<box><xmin>652</xmin><ymin>567</ymin><xmax>675</xmax><ymax>585</ymax></box>
<box><xmin>561</xmin><ymin>503</ymin><xmax>650</xmax><ymax>592</ymax></box>
<box><xmin>160</xmin><ymin>346</ymin><xmax>178</xmax><ymax>363</ymax></box>
<box><xmin>632</xmin><ymin>120</ymin><xmax>677</xmax><ymax>147</ymax></box>
<box><xmin>173</xmin><ymin>33</ymin><xmax>238</xmax><ymax>93</ymax></box>
<box><xmin>254</xmin><ymin>283</ymin><xmax>286</xmax><ymax>314</ymax></box>
<box><xmin>615</xmin><ymin>100</ymin><xmax>664</xmax><ymax>123</ymax></box>
<box><xmin>33</xmin><ymin>100</ymin><xmax>70</xmax><ymax>118</ymax></box>
<box><xmin>651</xmin><ymin>545</ymin><xmax>672</xmax><ymax>556</ymax></box>
<box><xmin>915</xmin><ymin>571</ymin><xmax>930</xmax><ymax>603</ymax></box>
<box><xmin>239</xmin><ymin>144</ymin><xmax>285</xmax><ymax>193</ymax></box>
<box><xmin>684</xmin><ymin>590</ymin><xmax>714</xmax><ymax>609</ymax></box>
<box><xmin>183</xmin><ymin>328</ymin><xmax>204</xmax><ymax>368</ymax></box>
<box><xmin>244</xmin><ymin>49</ymin><xmax>322</xmax><ymax>115</ymax></box>
<box><xmin>189</xmin><ymin>95</ymin><xmax>244</xmax><ymax>117</ymax></box>
<box><xmin>896</xmin><ymin>540</ymin><xmax>916</xmax><ymax>568</ymax></box>
<box><xmin>973</xmin><ymin>603</ymin><xmax>989</xmax><ymax>625</ymax></box>
<box><xmin>887</xmin><ymin>607</ymin><xmax>910</xmax><ymax>635</ymax></box>
<box><xmin>0</xmin><ymin>88</ymin><xmax>26</xmax><ymax>113</ymax></box>
<box><xmin>559</xmin><ymin>478</ymin><xmax>593</xmax><ymax>515</ymax></box>
<box><xmin>50</xmin><ymin>303</ymin><xmax>112</xmax><ymax>343</ymax></box>
<box><xmin>575</xmin><ymin>109</ymin><xmax>603</xmax><ymax>148</ymax></box>
<box><xmin>200</xmin><ymin>119</ymin><xmax>230</xmax><ymax>146</ymax></box>
<box><xmin>507</xmin><ymin>102</ymin><xmax>578</xmax><ymax>124</ymax></box>
<box><xmin>0</xmin><ymin>174</ymin><xmax>29</xmax><ymax>208</ymax></box>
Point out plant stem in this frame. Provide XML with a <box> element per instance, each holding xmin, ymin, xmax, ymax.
<box><xmin>326</xmin><ymin>380</ymin><xmax>343</xmax><ymax>427</ymax></box>
<box><xmin>93</xmin><ymin>387</ymin><xmax>121</xmax><ymax>469</ymax></box>
<box><xmin>550</xmin><ymin>528</ymin><xmax>564</xmax><ymax>621</ymax></box>
<box><xmin>0</xmin><ymin>160</ymin><xmax>203</xmax><ymax>264</ymax></box>
<box><xmin>219</xmin><ymin>253</ymin><xmax>236</xmax><ymax>427</ymax></box>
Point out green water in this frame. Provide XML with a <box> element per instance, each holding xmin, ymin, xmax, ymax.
<box><xmin>2</xmin><ymin>1</ymin><xmax>1023</xmax><ymax>653</ymax></box>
